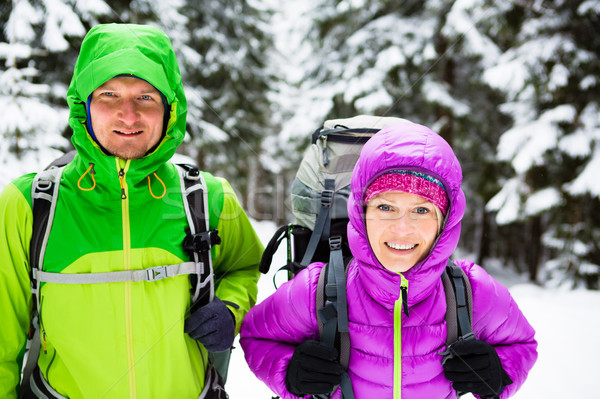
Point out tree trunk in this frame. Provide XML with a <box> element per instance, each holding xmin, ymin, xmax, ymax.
<box><xmin>527</xmin><ymin>216</ymin><xmax>542</xmax><ymax>283</ymax></box>
<box><xmin>477</xmin><ymin>207</ymin><xmax>491</xmax><ymax>266</ymax></box>
<box><xmin>275</xmin><ymin>172</ymin><xmax>286</xmax><ymax>225</ymax></box>
<box><xmin>246</xmin><ymin>156</ymin><xmax>258</xmax><ymax>219</ymax></box>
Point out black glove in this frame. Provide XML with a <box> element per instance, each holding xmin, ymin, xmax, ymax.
<box><xmin>285</xmin><ymin>340</ymin><xmax>344</xmax><ymax>397</ymax></box>
<box><xmin>443</xmin><ymin>338</ymin><xmax>513</xmax><ymax>398</ymax></box>
<box><xmin>184</xmin><ymin>296</ymin><xmax>235</xmax><ymax>352</ymax></box>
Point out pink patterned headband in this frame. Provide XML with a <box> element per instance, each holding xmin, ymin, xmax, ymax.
<box><xmin>364</xmin><ymin>170</ymin><xmax>449</xmax><ymax>215</ymax></box>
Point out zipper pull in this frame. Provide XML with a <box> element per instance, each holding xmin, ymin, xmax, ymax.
<box><xmin>401</xmin><ymin>285</ymin><xmax>409</xmax><ymax>317</ymax></box>
<box><xmin>42</xmin><ymin>330</ymin><xmax>47</xmax><ymax>354</ymax></box>
<box><xmin>118</xmin><ymin>169</ymin><xmax>127</xmax><ymax>199</ymax></box>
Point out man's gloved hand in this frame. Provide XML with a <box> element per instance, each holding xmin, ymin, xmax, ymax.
<box><xmin>443</xmin><ymin>338</ymin><xmax>513</xmax><ymax>398</ymax></box>
<box><xmin>285</xmin><ymin>339</ymin><xmax>344</xmax><ymax>397</ymax></box>
<box><xmin>184</xmin><ymin>296</ymin><xmax>235</xmax><ymax>352</ymax></box>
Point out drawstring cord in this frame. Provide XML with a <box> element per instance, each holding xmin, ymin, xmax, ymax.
<box><xmin>77</xmin><ymin>163</ymin><xmax>96</xmax><ymax>191</ymax></box>
<box><xmin>77</xmin><ymin>163</ymin><xmax>165</xmax><ymax>199</ymax></box>
<box><xmin>148</xmin><ymin>172</ymin><xmax>166</xmax><ymax>199</ymax></box>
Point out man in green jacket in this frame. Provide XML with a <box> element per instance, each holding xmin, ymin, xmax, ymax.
<box><xmin>0</xmin><ymin>23</ymin><xmax>263</xmax><ymax>399</ymax></box>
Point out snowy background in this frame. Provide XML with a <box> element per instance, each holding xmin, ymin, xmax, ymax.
<box><xmin>2</xmin><ymin>0</ymin><xmax>600</xmax><ymax>397</ymax></box>
<box><xmin>3</xmin><ymin>0</ymin><xmax>600</xmax><ymax>288</ymax></box>
<box><xmin>222</xmin><ymin>219</ymin><xmax>600</xmax><ymax>399</ymax></box>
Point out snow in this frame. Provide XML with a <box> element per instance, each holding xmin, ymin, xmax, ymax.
<box><xmin>443</xmin><ymin>0</ymin><xmax>502</xmax><ymax>68</ymax></box>
<box><xmin>42</xmin><ymin>0</ymin><xmax>87</xmax><ymax>52</ymax></box>
<box><xmin>73</xmin><ymin>0</ymin><xmax>112</xmax><ymax>18</ymax></box>
<box><xmin>486</xmin><ymin>177</ymin><xmax>524</xmax><ymax>225</ymax></box>
<box><xmin>565</xmin><ymin>148</ymin><xmax>600</xmax><ymax>197</ymax></box>
<box><xmin>578</xmin><ymin>0</ymin><xmax>600</xmax><ymax>14</ymax></box>
<box><xmin>224</xmin><ymin>220</ymin><xmax>600</xmax><ymax>398</ymax></box>
<box><xmin>525</xmin><ymin>187</ymin><xmax>563</xmax><ymax>216</ymax></box>
<box><xmin>422</xmin><ymin>79</ymin><xmax>471</xmax><ymax>117</ymax></box>
<box><xmin>5</xmin><ymin>0</ymin><xmax>42</xmax><ymax>44</ymax></box>
<box><xmin>496</xmin><ymin>105</ymin><xmax>575</xmax><ymax>175</ymax></box>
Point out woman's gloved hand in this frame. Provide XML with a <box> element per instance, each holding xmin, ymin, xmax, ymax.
<box><xmin>443</xmin><ymin>338</ymin><xmax>513</xmax><ymax>398</ymax></box>
<box><xmin>184</xmin><ymin>296</ymin><xmax>235</xmax><ymax>352</ymax></box>
<box><xmin>285</xmin><ymin>340</ymin><xmax>344</xmax><ymax>396</ymax></box>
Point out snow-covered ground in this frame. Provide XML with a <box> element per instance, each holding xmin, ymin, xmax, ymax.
<box><xmin>225</xmin><ymin>219</ymin><xmax>600</xmax><ymax>399</ymax></box>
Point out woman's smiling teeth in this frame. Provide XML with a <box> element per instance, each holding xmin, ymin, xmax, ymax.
<box><xmin>386</xmin><ymin>242</ymin><xmax>417</xmax><ymax>250</ymax></box>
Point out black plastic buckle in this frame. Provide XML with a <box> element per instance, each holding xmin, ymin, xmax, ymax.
<box><xmin>184</xmin><ymin>229</ymin><xmax>221</xmax><ymax>255</ymax></box>
<box><xmin>325</xmin><ymin>282</ymin><xmax>338</xmax><ymax>298</ymax></box>
<box><xmin>178</xmin><ymin>163</ymin><xmax>201</xmax><ymax>180</ymax></box>
<box><xmin>184</xmin><ymin>167</ymin><xmax>200</xmax><ymax>181</ymax></box>
<box><xmin>329</xmin><ymin>235</ymin><xmax>342</xmax><ymax>251</ymax></box>
<box><xmin>318</xmin><ymin>303</ymin><xmax>338</xmax><ymax>323</ymax></box>
<box><xmin>321</xmin><ymin>189</ymin><xmax>334</xmax><ymax>208</ymax></box>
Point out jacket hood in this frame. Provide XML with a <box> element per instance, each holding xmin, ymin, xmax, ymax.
<box><xmin>347</xmin><ymin>121</ymin><xmax>466</xmax><ymax>304</ymax></box>
<box><xmin>66</xmin><ymin>23</ymin><xmax>186</xmax><ymax>180</ymax></box>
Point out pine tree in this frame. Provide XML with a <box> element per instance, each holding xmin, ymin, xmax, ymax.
<box><xmin>485</xmin><ymin>0</ymin><xmax>600</xmax><ymax>288</ymax></box>
<box><xmin>282</xmin><ymin>0</ymin><xmax>514</xmax><ymax>269</ymax></box>
<box><xmin>0</xmin><ymin>0</ymin><xmax>114</xmax><ymax>187</ymax></box>
<box><xmin>2</xmin><ymin>0</ymin><xmax>279</xmax><ymax>219</ymax></box>
<box><xmin>174</xmin><ymin>0</ymin><xmax>278</xmax><ymax>216</ymax></box>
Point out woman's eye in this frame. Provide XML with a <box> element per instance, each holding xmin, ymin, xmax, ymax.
<box><xmin>415</xmin><ymin>207</ymin><xmax>429</xmax><ymax>215</ymax></box>
<box><xmin>377</xmin><ymin>204</ymin><xmax>392</xmax><ymax>212</ymax></box>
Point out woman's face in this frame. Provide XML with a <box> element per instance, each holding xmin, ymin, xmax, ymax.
<box><xmin>365</xmin><ymin>191</ymin><xmax>440</xmax><ymax>273</ymax></box>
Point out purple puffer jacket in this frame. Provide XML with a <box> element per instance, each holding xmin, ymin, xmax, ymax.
<box><xmin>241</xmin><ymin>121</ymin><xmax>537</xmax><ymax>399</ymax></box>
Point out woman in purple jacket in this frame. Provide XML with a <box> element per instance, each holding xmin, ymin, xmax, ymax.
<box><xmin>240</xmin><ymin>120</ymin><xmax>537</xmax><ymax>398</ymax></box>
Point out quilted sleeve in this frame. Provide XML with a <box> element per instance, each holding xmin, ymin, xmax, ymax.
<box><xmin>461</xmin><ymin>261</ymin><xmax>538</xmax><ymax>398</ymax></box>
<box><xmin>239</xmin><ymin>263</ymin><xmax>323</xmax><ymax>399</ymax></box>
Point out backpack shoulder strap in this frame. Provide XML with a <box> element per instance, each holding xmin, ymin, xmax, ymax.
<box><xmin>44</xmin><ymin>150</ymin><xmax>77</xmax><ymax>169</ymax></box>
<box><xmin>177</xmin><ymin>163</ymin><xmax>220</xmax><ymax>310</ymax></box>
<box><xmin>300</xmin><ymin>178</ymin><xmax>335</xmax><ymax>268</ymax></box>
<box><xmin>442</xmin><ymin>261</ymin><xmax>474</xmax><ymax>346</ymax></box>
<box><xmin>316</xmin><ymin>236</ymin><xmax>354</xmax><ymax>399</ymax></box>
<box><xmin>21</xmin><ymin>166</ymin><xmax>66</xmax><ymax>398</ymax></box>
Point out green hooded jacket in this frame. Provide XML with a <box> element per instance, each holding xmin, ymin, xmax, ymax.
<box><xmin>0</xmin><ymin>24</ymin><xmax>263</xmax><ymax>399</ymax></box>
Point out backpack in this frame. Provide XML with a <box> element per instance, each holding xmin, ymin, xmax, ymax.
<box><xmin>259</xmin><ymin>116</ymin><xmax>474</xmax><ymax>399</ymax></box>
<box><xmin>21</xmin><ymin>151</ymin><xmax>227</xmax><ymax>399</ymax></box>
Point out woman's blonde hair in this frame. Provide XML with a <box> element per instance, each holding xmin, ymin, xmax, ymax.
<box><xmin>435</xmin><ymin>205</ymin><xmax>445</xmax><ymax>234</ymax></box>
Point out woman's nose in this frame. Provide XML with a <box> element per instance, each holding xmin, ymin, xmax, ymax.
<box><xmin>389</xmin><ymin>212</ymin><xmax>414</xmax><ymax>230</ymax></box>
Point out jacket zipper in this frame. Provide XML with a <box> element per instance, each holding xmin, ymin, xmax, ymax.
<box><xmin>39</xmin><ymin>296</ymin><xmax>47</xmax><ymax>355</ymax></box>
<box><xmin>117</xmin><ymin>158</ymin><xmax>135</xmax><ymax>398</ymax></box>
<box><xmin>394</xmin><ymin>275</ymin><xmax>409</xmax><ymax>399</ymax></box>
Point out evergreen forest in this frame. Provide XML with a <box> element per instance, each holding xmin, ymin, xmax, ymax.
<box><xmin>1</xmin><ymin>0</ymin><xmax>599</xmax><ymax>289</ymax></box>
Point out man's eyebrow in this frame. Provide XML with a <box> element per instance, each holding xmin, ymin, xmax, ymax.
<box><xmin>140</xmin><ymin>89</ymin><xmax>161</xmax><ymax>94</ymax></box>
<box><xmin>95</xmin><ymin>83</ymin><xmax>113</xmax><ymax>90</ymax></box>
<box><xmin>95</xmin><ymin>83</ymin><xmax>160</xmax><ymax>94</ymax></box>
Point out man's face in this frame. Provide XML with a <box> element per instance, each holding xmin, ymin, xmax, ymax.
<box><xmin>89</xmin><ymin>76</ymin><xmax>165</xmax><ymax>159</ymax></box>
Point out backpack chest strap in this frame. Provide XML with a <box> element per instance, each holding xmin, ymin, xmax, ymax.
<box><xmin>33</xmin><ymin>261</ymin><xmax>205</xmax><ymax>285</ymax></box>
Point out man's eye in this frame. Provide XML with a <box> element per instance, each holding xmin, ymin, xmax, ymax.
<box><xmin>102</xmin><ymin>91</ymin><xmax>115</xmax><ymax>97</ymax></box>
<box><xmin>140</xmin><ymin>95</ymin><xmax>152</xmax><ymax>100</ymax></box>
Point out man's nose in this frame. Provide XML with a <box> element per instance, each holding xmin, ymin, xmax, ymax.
<box><xmin>118</xmin><ymin>99</ymin><xmax>140</xmax><ymax>125</ymax></box>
